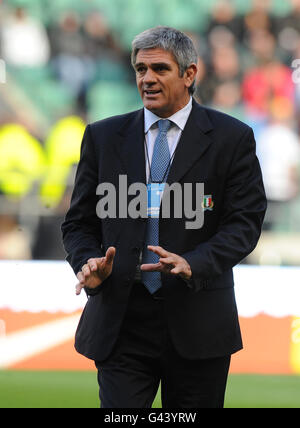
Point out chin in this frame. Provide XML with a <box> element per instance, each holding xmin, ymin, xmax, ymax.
<box><xmin>143</xmin><ymin>100</ymin><xmax>166</xmax><ymax>115</ymax></box>
<box><xmin>144</xmin><ymin>100</ymin><xmax>160</xmax><ymax>109</ymax></box>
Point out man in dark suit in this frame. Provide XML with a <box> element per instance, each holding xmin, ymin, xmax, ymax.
<box><xmin>62</xmin><ymin>26</ymin><xmax>267</xmax><ymax>408</ymax></box>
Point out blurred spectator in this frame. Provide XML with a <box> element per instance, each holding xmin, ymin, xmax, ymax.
<box><xmin>0</xmin><ymin>123</ymin><xmax>46</xmax><ymax>199</ymax></box>
<box><xmin>49</xmin><ymin>11</ymin><xmax>85</xmax><ymax>58</ymax></box>
<box><xmin>200</xmin><ymin>44</ymin><xmax>242</xmax><ymax>107</ymax></box>
<box><xmin>210</xmin><ymin>44</ymin><xmax>242</xmax><ymax>81</ymax></box>
<box><xmin>256</xmin><ymin>97</ymin><xmax>300</xmax><ymax>230</ymax></box>
<box><xmin>0</xmin><ymin>215</ymin><xmax>31</xmax><ymax>260</ymax></box>
<box><xmin>242</xmin><ymin>0</ymin><xmax>277</xmax><ymax>43</ymax></box>
<box><xmin>82</xmin><ymin>11</ymin><xmax>131</xmax><ymax>88</ymax></box>
<box><xmin>246</xmin><ymin>29</ymin><xmax>277</xmax><ymax>66</ymax></box>
<box><xmin>49</xmin><ymin>12</ymin><xmax>94</xmax><ymax>109</ymax></box>
<box><xmin>242</xmin><ymin>30</ymin><xmax>294</xmax><ymax>117</ymax></box>
<box><xmin>207</xmin><ymin>26</ymin><xmax>236</xmax><ymax>51</ymax></box>
<box><xmin>0</xmin><ymin>7</ymin><xmax>50</xmax><ymax>67</ymax></box>
<box><xmin>205</xmin><ymin>0</ymin><xmax>243</xmax><ymax>42</ymax></box>
<box><xmin>83</xmin><ymin>11</ymin><xmax>122</xmax><ymax>60</ymax></box>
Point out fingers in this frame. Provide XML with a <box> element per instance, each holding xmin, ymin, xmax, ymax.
<box><xmin>105</xmin><ymin>247</ymin><xmax>116</xmax><ymax>264</ymax></box>
<box><xmin>77</xmin><ymin>271</ymin><xmax>85</xmax><ymax>284</ymax></box>
<box><xmin>143</xmin><ymin>246</ymin><xmax>192</xmax><ymax>279</ymax></box>
<box><xmin>170</xmin><ymin>266</ymin><xmax>181</xmax><ymax>275</ymax></box>
<box><xmin>76</xmin><ymin>271</ymin><xmax>85</xmax><ymax>295</ymax></box>
<box><xmin>75</xmin><ymin>282</ymin><xmax>84</xmax><ymax>296</ymax></box>
<box><xmin>141</xmin><ymin>261</ymin><xmax>175</xmax><ymax>274</ymax></box>
<box><xmin>147</xmin><ymin>245</ymin><xmax>169</xmax><ymax>258</ymax></box>
<box><xmin>149</xmin><ymin>247</ymin><xmax>176</xmax><ymax>270</ymax></box>
<box><xmin>159</xmin><ymin>256</ymin><xmax>175</xmax><ymax>266</ymax></box>
<box><xmin>82</xmin><ymin>264</ymin><xmax>91</xmax><ymax>277</ymax></box>
<box><xmin>87</xmin><ymin>259</ymin><xmax>98</xmax><ymax>272</ymax></box>
<box><xmin>75</xmin><ymin>249</ymin><xmax>117</xmax><ymax>295</ymax></box>
<box><xmin>141</xmin><ymin>246</ymin><xmax>173</xmax><ymax>273</ymax></box>
<box><xmin>140</xmin><ymin>262</ymin><xmax>161</xmax><ymax>272</ymax></box>
<box><xmin>86</xmin><ymin>257</ymin><xmax>106</xmax><ymax>275</ymax></box>
<box><xmin>87</xmin><ymin>247</ymin><xmax>116</xmax><ymax>270</ymax></box>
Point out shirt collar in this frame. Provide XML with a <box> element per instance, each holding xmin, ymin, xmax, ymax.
<box><xmin>144</xmin><ymin>97</ymin><xmax>193</xmax><ymax>133</ymax></box>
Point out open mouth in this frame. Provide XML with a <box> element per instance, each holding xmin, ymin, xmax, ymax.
<box><xmin>144</xmin><ymin>90</ymin><xmax>161</xmax><ymax>96</ymax></box>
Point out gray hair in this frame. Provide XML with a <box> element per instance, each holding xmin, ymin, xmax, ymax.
<box><xmin>131</xmin><ymin>26</ymin><xmax>198</xmax><ymax>95</ymax></box>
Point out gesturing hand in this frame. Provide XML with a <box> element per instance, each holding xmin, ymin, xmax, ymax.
<box><xmin>76</xmin><ymin>247</ymin><xmax>116</xmax><ymax>295</ymax></box>
<box><xmin>140</xmin><ymin>246</ymin><xmax>192</xmax><ymax>281</ymax></box>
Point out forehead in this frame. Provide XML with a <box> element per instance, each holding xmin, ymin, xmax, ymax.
<box><xmin>135</xmin><ymin>48</ymin><xmax>178</xmax><ymax>66</ymax></box>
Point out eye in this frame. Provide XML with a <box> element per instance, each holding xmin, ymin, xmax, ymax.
<box><xmin>136</xmin><ymin>66</ymin><xmax>146</xmax><ymax>74</ymax></box>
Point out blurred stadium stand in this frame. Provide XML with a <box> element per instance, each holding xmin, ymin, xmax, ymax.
<box><xmin>0</xmin><ymin>0</ymin><xmax>300</xmax><ymax>263</ymax></box>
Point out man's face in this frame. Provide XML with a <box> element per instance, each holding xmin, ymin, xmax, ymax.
<box><xmin>134</xmin><ymin>48</ymin><xmax>196</xmax><ymax>118</ymax></box>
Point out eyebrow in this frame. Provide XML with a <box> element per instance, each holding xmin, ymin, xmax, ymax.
<box><xmin>134</xmin><ymin>62</ymin><xmax>172</xmax><ymax>70</ymax></box>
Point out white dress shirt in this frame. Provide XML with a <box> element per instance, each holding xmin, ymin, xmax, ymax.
<box><xmin>144</xmin><ymin>97</ymin><xmax>193</xmax><ymax>182</ymax></box>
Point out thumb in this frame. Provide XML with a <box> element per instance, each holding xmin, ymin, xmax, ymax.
<box><xmin>105</xmin><ymin>247</ymin><xmax>116</xmax><ymax>264</ymax></box>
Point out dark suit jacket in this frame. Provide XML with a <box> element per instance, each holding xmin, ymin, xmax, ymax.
<box><xmin>62</xmin><ymin>99</ymin><xmax>267</xmax><ymax>362</ymax></box>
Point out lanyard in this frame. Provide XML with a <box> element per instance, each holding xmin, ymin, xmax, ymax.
<box><xmin>144</xmin><ymin>137</ymin><xmax>177</xmax><ymax>184</ymax></box>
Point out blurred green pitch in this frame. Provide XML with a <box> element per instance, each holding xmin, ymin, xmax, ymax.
<box><xmin>0</xmin><ymin>371</ymin><xmax>299</xmax><ymax>408</ymax></box>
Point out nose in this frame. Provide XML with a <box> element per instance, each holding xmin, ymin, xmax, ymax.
<box><xmin>143</xmin><ymin>68</ymin><xmax>157</xmax><ymax>85</ymax></box>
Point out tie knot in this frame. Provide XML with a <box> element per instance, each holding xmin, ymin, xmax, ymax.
<box><xmin>158</xmin><ymin>119</ymin><xmax>172</xmax><ymax>134</ymax></box>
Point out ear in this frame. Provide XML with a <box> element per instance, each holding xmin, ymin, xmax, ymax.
<box><xmin>184</xmin><ymin>63</ymin><xmax>198</xmax><ymax>90</ymax></box>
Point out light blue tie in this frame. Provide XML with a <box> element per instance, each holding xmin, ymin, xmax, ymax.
<box><xmin>142</xmin><ymin>119</ymin><xmax>172</xmax><ymax>294</ymax></box>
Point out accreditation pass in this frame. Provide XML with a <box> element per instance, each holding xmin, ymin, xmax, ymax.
<box><xmin>147</xmin><ymin>183</ymin><xmax>165</xmax><ymax>218</ymax></box>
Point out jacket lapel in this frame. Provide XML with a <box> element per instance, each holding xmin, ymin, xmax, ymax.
<box><xmin>166</xmin><ymin>100</ymin><xmax>213</xmax><ymax>185</ymax></box>
<box><xmin>118</xmin><ymin>108</ymin><xmax>146</xmax><ymax>185</ymax></box>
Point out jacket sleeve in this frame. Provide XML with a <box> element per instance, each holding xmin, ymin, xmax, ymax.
<box><xmin>61</xmin><ymin>125</ymin><xmax>104</xmax><ymax>277</ymax></box>
<box><xmin>182</xmin><ymin>127</ymin><xmax>267</xmax><ymax>291</ymax></box>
